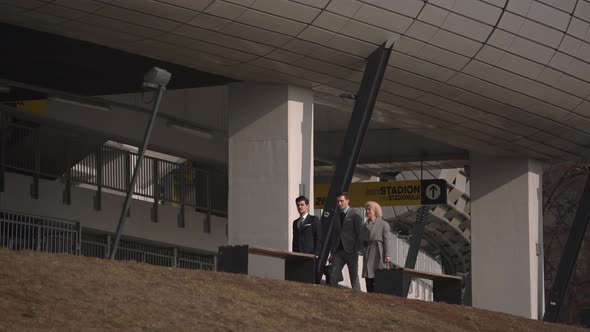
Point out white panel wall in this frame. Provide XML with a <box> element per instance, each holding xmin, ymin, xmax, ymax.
<box><xmin>0</xmin><ymin>173</ymin><xmax>227</xmax><ymax>253</ymax></box>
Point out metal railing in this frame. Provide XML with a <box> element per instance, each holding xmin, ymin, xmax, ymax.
<box><xmin>0</xmin><ymin>209</ymin><xmax>81</xmax><ymax>254</ymax></box>
<box><xmin>0</xmin><ymin>208</ymin><xmax>216</xmax><ymax>272</ymax></box>
<box><xmin>1</xmin><ymin>113</ymin><xmax>228</xmax><ymax>216</ymax></box>
<box><xmin>80</xmin><ymin>233</ymin><xmax>215</xmax><ymax>271</ymax></box>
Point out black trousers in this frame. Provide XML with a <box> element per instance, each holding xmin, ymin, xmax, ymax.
<box><xmin>365</xmin><ymin>278</ymin><xmax>375</xmax><ymax>293</ymax></box>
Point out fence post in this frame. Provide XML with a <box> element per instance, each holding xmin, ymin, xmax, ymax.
<box><xmin>31</xmin><ymin>128</ymin><xmax>40</xmax><ymax>199</ymax></box>
<box><xmin>173</xmin><ymin>247</ymin><xmax>178</xmax><ymax>268</ymax></box>
<box><xmin>75</xmin><ymin>221</ymin><xmax>81</xmax><ymax>255</ymax></box>
<box><xmin>95</xmin><ymin>146</ymin><xmax>103</xmax><ymax>211</ymax></box>
<box><xmin>63</xmin><ymin>139</ymin><xmax>72</xmax><ymax>205</ymax></box>
<box><xmin>204</xmin><ymin>169</ymin><xmax>212</xmax><ymax>233</ymax></box>
<box><xmin>125</xmin><ymin>152</ymin><xmax>131</xmax><ymax>217</ymax></box>
<box><xmin>125</xmin><ymin>151</ymin><xmax>131</xmax><ymax>192</ymax></box>
<box><xmin>105</xmin><ymin>234</ymin><xmax>111</xmax><ymax>259</ymax></box>
<box><xmin>194</xmin><ymin>167</ymin><xmax>200</xmax><ymax>212</ymax></box>
<box><xmin>36</xmin><ymin>220</ymin><xmax>41</xmax><ymax>251</ymax></box>
<box><xmin>178</xmin><ymin>164</ymin><xmax>185</xmax><ymax>228</ymax></box>
<box><xmin>0</xmin><ymin>112</ymin><xmax>6</xmax><ymax>193</ymax></box>
<box><xmin>152</xmin><ymin>158</ymin><xmax>159</xmax><ymax>222</ymax></box>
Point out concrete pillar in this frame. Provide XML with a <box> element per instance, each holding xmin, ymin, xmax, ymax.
<box><xmin>228</xmin><ymin>82</ymin><xmax>313</xmax><ymax>279</ymax></box>
<box><xmin>470</xmin><ymin>154</ymin><xmax>544</xmax><ymax>319</ymax></box>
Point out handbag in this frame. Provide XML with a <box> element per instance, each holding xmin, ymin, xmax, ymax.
<box><xmin>374</xmin><ymin>263</ymin><xmax>407</xmax><ymax>296</ymax></box>
<box><xmin>324</xmin><ymin>264</ymin><xmax>343</xmax><ymax>283</ymax></box>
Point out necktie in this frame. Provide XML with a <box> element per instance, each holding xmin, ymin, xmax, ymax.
<box><xmin>299</xmin><ymin>217</ymin><xmax>304</xmax><ymax>229</ymax></box>
<box><xmin>340</xmin><ymin>211</ymin><xmax>346</xmax><ymax>225</ymax></box>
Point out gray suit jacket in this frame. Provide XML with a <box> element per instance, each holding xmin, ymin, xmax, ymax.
<box><xmin>361</xmin><ymin>218</ymin><xmax>393</xmax><ymax>278</ymax></box>
<box><xmin>330</xmin><ymin>208</ymin><xmax>363</xmax><ymax>254</ymax></box>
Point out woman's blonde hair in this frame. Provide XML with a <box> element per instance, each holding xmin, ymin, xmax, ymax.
<box><xmin>364</xmin><ymin>201</ymin><xmax>383</xmax><ymax>218</ymax></box>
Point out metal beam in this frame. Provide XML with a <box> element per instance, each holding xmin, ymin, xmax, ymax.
<box><xmin>543</xmin><ymin>172</ymin><xmax>590</xmax><ymax>322</ymax></box>
<box><xmin>110</xmin><ymin>82</ymin><xmax>168</xmax><ymax>259</ymax></box>
<box><xmin>316</xmin><ymin>42</ymin><xmax>393</xmax><ymax>281</ymax></box>
<box><xmin>401</xmin><ymin>205</ymin><xmax>429</xmax><ymax>297</ymax></box>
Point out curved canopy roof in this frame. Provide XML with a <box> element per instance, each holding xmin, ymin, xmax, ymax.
<box><xmin>1</xmin><ymin>0</ymin><xmax>590</xmax><ymax>161</ymax></box>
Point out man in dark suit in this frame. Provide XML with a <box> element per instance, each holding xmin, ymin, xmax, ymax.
<box><xmin>292</xmin><ymin>196</ymin><xmax>322</xmax><ymax>257</ymax></box>
<box><xmin>328</xmin><ymin>192</ymin><xmax>362</xmax><ymax>290</ymax></box>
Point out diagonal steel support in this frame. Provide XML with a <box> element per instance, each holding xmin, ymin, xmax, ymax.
<box><xmin>316</xmin><ymin>42</ymin><xmax>393</xmax><ymax>281</ymax></box>
<box><xmin>110</xmin><ymin>68</ymin><xmax>170</xmax><ymax>259</ymax></box>
<box><xmin>402</xmin><ymin>205</ymin><xmax>429</xmax><ymax>297</ymax></box>
<box><xmin>543</xmin><ymin>172</ymin><xmax>590</xmax><ymax>322</ymax></box>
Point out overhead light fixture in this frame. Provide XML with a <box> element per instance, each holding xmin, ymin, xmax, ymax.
<box><xmin>49</xmin><ymin>96</ymin><xmax>111</xmax><ymax>112</ymax></box>
<box><xmin>142</xmin><ymin>66</ymin><xmax>172</xmax><ymax>90</ymax></box>
<box><xmin>167</xmin><ymin>121</ymin><xmax>213</xmax><ymax>139</ymax></box>
<box><xmin>0</xmin><ymin>85</ymin><xmax>10</xmax><ymax>93</ymax></box>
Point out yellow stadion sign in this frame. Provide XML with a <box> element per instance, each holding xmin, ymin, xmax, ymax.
<box><xmin>314</xmin><ymin>179</ymin><xmax>447</xmax><ymax>209</ymax></box>
<box><xmin>15</xmin><ymin>100</ymin><xmax>47</xmax><ymax>114</ymax></box>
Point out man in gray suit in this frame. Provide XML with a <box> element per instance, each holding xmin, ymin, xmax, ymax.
<box><xmin>328</xmin><ymin>192</ymin><xmax>362</xmax><ymax>290</ymax></box>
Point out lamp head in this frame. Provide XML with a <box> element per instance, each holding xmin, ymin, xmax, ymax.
<box><xmin>142</xmin><ymin>67</ymin><xmax>171</xmax><ymax>90</ymax></box>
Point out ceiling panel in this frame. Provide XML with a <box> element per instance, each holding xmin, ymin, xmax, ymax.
<box><xmin>108</xmin><ymin>0</ymin><xmax>199</xmax><ymax>22</ymax></box>
<box><xmin>252</xmin><ymin>0</ymin><xmax>321</xmax><ymax>22</ymax></box>
<box><xmin>157</xmin><ymin>0</ymin><xmax>213</xmax><ymax>11</ymax></box>
<box><xmin>538</xmin><ymin>0</ymin><xmax>576</xmax><ymax>13</ymax></box>
<box><xmin>354</xmin><ymin>4</ymin><xmax>414</xmax><ymax>34</ymax></box>
<box><xmin>337</xmin><ymin>19</ymin><xmax>400</xmax><ymax>45</ymax></box>
<box><xmin>507</xmin><ymin>0</ymin><xmax>570</xmax><ymax>31</ymax></box>
<box><xmin>363</xmin><ymin>0</ymin><xmax>424</xmax><ymax>18</ymax></box>
<box><xmin>205</xmin><ymin>1</ymin><xmax>246</xmax><ymax>20</ymax></box>
<box><xmin>237</xmin><ymin>9</ymin><xmax>307</xmax><ymax>36</ymax></box>
<box><xmin>94</xmin><ymin>4</ymin><xmax>182</xmax><ymax>31</ymax></box>
<box><xmin>325</xmin><ymin>0</ymin><xmax>362</xmax><ymax>17</ymax></box>
<box><xmin>431</xmin><ymin>0</ymin><xmax>502</xmax><ymax>25</ymax></box>
<box><xmin>188</xmin><ymin>13</ymin><xmax>232</xmax><ymax>31</ymax></box>
<box><xmin>36</xmin><ymin>4</ymin><xmax>88</xmax><ymax>19</ymax></box>
<box><xmin>0</xmin><ymin>0</ymin><xmax>47</xmax><ymax>9</ymax></box>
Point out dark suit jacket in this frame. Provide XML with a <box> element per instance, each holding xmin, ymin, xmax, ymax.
<box><xmin>330</xmin><ymin>208</ymin><xmax>362</xmax><ymax>254</ymax></box>
<box><xmin>292</xmin><ymin>214</ymin><xmax>322</xmax><ymax>256</ymax></box>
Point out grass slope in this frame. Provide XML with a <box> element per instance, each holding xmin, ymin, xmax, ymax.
<box><xmin>0</xmin><ymin>249</ymin><xmax>584</xmax><ymax>331</ymax></box>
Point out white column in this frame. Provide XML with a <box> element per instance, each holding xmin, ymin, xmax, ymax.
<box><xmin>470</xmin><ymin>154</ymin><xmax>544</xmax><ymax>319</ymax></box>
<box><xmin>227</xmin><ymin>82</ymin><xmax>314</xmax><ymax>279</ymax></box>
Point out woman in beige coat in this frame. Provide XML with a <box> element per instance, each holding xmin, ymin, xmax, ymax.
<box><xmin>361</xmin><ymin>201</ymin><xmax>393</xmax><ymax>293</ymax></box>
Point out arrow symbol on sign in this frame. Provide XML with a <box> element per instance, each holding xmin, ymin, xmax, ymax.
<box><xmin>430</xmin><ymin>186</ymin><xmax>438</xmax><ymax>197</ymax></box>
<box><xmin>425</xmin><ymin>183</ymin><xmax>441</xmax><ymax>201</ymax></box>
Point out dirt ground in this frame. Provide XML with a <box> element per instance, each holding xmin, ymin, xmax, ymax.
<box><xmin>0</xmin><ymin>249</ymin><xmax>585</xmax><ymax>331</ymax></box>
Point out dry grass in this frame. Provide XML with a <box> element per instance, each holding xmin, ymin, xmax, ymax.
<box><xmin>0</xmin><ymin>249</ymin><xmax>585</xmax><ymax>331</ymax></box>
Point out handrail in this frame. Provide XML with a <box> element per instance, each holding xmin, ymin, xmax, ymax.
<box><xmin>0</xmin><ymin>208</ymin><xmax>79</xmax><ymax>225</ymax></box>
<box><xmin>0</xmin><ymin>111</ymin><xmax>228</xmax><ymax>216</ymax></box>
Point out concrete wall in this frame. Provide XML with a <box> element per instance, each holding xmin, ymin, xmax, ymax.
<box><xmin>0</xmin><ymin>172</ymin><xmax>227</xmax><ymax>253</ymax></box>
<box><xmin>227</xmin><ymin>83</ymin><xmax>314</xmax><ymax>280</ymax></box>
<box><xmin>471</xmin><ymin>154</ymin><xmax>543</xmax><ymax>319</ymax></box>
<box><xmin>32</xmin><ymin>86</ymin><xmax>228</xmax><ymax>165</ymax></box>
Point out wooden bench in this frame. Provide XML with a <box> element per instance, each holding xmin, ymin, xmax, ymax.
<box><xmin>375</xmin><ymin>267</ymin><xmax>463</xmax><ymax>304</ymax></box>
<box><xmin>217</xmin><ymin>245</ymin><xmax>316</xmax><ymax>284</ymax></box>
